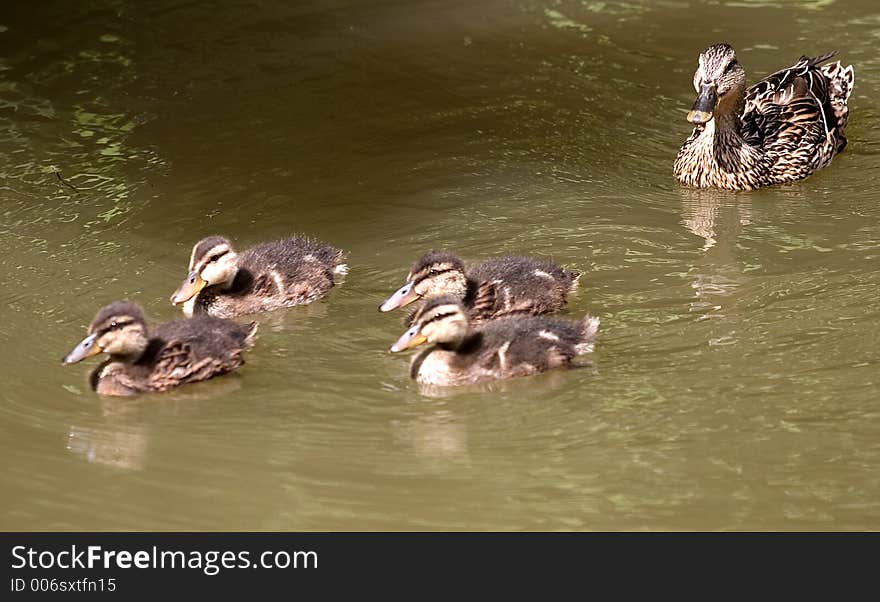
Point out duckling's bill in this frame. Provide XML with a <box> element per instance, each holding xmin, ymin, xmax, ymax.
<box><xmin>63</xmin><ymin>333</ymin><xmax>101</xmax><ymax>364</ymax></box>
<box><xmin>379</xmin><ymin>281</ymin><xmax>420</xmax><ymax>312</ymax></box>
<box><xmin>687</xmin><ymin>83</ymin><xmax>717</xmax><ymax>124</ymax></box>
<box><xmin>390</xmin><ymin>327</ymin><xmax>428</xmax><ymax>352</ymax></box>
<box><xmin>171</xmin><ymin>270</ymin><xmax>207</xmax><ymax>305</ymax></box>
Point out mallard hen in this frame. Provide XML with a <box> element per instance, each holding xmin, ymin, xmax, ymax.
<box><xmin>379</xmin><ymin>251</ymin><xmax>580</xmax><ymax>322</ymax></box>
<box><xmin>674</xmin><ymin>43</ymin><xmax>854</xmax><ymax>190</ymax></box>
<box><xmin>171</xmin><ymin>235</ymin><xmax>347</xmax><ymax>318</ymax></box>
<box><xmin>389</xmin><ymin>295</ymin><xmax>599</xmax><ymax>386</ymax></box>
<box><xmin>63</xmin><ymin>301</ymin><xmax>257</xmax><ymax>396</ymax></box>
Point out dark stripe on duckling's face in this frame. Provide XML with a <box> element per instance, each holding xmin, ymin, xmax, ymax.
<box><xmin>173</xmin><ymin>242</ymin><xmax>233</xmax><ymax>305</ymax></box>
<box><xmin>418</xmin><ymin>310</ymin><xmax>458</xmax><ymax>327</ymax></box>
<box><xmin>380</xmin><ymin>258</ymin><xmax>467</xmax><ymax>312</ymax></box>
<box><xmin>411</xmin><ymin>262</ymin><xmax>468</xmax><ymax>299</ymax></box>
<box><xmin>391</xmin><ymin>299</ymin><xmax>466</xmax><ymax>352</ymax></box>
<box><xmin>189</xmin><ymin>236</ymin><xmax>231</xmax><ymax>270</ymax></box>
<box><xmin>190</xmin><ymin>243</ymin><xmax>232</xmax><ymax>273</ymax></box>
<box><xmin>91</xmin><ymin>317</ymin><xmax>135</xmax><ymax>336</ymax></box>
<box><xmin>410</xmin><ymin>264</ymin><xmax>456</xmax><ymax>285</ymax></box>
<box><xmin>65</xmin><ymin>312</ymin><xmax>143</xmax><ymax>364</ymax></box>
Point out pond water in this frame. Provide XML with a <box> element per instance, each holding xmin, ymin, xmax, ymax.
<box><xmin>2</xmin><ymin>0</ymin><xmax>879</xmax><ymax>530</ymax></box>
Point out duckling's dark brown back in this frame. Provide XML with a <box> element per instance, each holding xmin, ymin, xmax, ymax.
<box><xmin>147</xmin><ymin>316</ymin><xmax>257</xmax><ymax>364</ymax></box>
<box><xmin>466</xmin><ymin>256</ymin><xmax>580</xmax><ymax>317</ymax></box>
<box><xmin>231</xmin><ymin>237</ymin><xmax>345</xmax><ymax>304</ymax></box>
<box><xmin>477</xmin><ymin>314</ymin><xmax>596</xmax><ymax>372</ymax></box>
<box><xmin>240</xmin><ymin>237</ymin><xmax>345</xmax><ymax>281</ymax></box>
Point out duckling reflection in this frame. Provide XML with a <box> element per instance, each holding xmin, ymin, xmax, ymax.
<box><xmin>415</xmin><ymin>366</ymin><xmax>589</xmax><ymax>399</ymax></box>
<box><xmin>389</xmin><ymin>295</ymin><xmax>599</xmax><ymax>386</ymax></box>
<box><xmin>392</xmin><ymin>408</ymin><xmax>470</xmax><ymax>461</ymax></box>
<box><xmin>67</xmin><ymin>424</ymin><xmax>149</xmax><ymax>471</ymax></box>
<box><xmin>66</xmin><ymin>377</ymin><xmax>243</xmax><ymax>471</ymax></box>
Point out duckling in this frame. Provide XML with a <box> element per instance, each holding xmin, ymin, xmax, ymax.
<box><xmin>63</xmin><ymin>301</ymin><xmax>257</xmax><ymax>396</ymax></box>
<box><xmin>379</xmin><ymin>251</ymin><xmax>580</xmax><ymax>322</ymax></box>
<box><xmin>674</xmin><ymin>43</ymin><xmax>854</xmax><ymax>190</ymax></box>
<box><xmin>170</xmin><ymin>235</ymin><xmax>348</xmax><ymax>318</ymax></box>
<box><xmin>389</xmin><ymin>295</ymin><xmax>599</xmax><ymax>386</ymax></box>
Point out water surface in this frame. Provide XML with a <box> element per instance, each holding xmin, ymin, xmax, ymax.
<box><xmin>2</xmin><ymin>0</ymin><xmax>879</xmax><ymax>530</ymax></box>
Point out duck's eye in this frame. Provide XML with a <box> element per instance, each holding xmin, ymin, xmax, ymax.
<box><xmin>110</xmin><ymin>321</ymin><xmax>118</xmax><ymax>329</ymax></box>
<box><xmin>209</xmin><ymin>254</ymin><xmax>222</xmax><ymax>262</ymax></box>
<box><xmin>723</xmin><ymin>60</ymin><xmax>738</xmax><ymax>74</ymax></box>
<box><xmin>428</xmin><ymin>269</ymin><xmax>438</xmax><ymax>276</ymax></box>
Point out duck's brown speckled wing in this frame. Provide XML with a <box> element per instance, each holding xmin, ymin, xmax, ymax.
<box><xmin>144</xmin><ymin>317</ymin><xmax>256</xmax><ymax>391</ymax></box>
<box><xmin>741</xmin><ymin>53</ymin><xmax>840</xmax><ymax>158</ymax></box>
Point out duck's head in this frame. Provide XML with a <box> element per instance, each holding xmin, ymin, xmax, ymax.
<box><xmin>389</xmin><ymin>295</ymin><xmax>469</xmax><ymax>352</ymax></box>
<box><xmin>379</xmin><ymin>251</ymin><xmax>467</xmax><ymax>312</ymax></box>
<box><xmin>170</xmin><ymin>236</ymin><xmax>239</xmax><ymax>305</ymax></box>
<box><xmin>63</xmin><ymin>301</ymin><xmax>149</xmax><ymax>364</ymax></box>
<box><xmin>687</xmin><ymin>43</ymin><xmax>746</xmax><ymax>125</ymax></box>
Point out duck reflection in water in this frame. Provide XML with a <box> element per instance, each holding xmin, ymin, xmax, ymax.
<box><xmin>680</xmin><ymin>189</ymin><xmax>752</xmax><ymax>343</ymax></box>
<box><xmin>66</xmin><ymin>377</ymin><xmax>243</xmax><ymax>471</ymax></box>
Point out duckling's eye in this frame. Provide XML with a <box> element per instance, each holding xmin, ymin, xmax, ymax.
<box><xmin>209</xmin><ymin>254</ymin><xmax>222</xmax><ymax>262</ymax></box>
<box><xmin>428</xmin><ymin>269</ymin><xmax>438</xmax><ymax>276</ymax></box>
<box><xmin>110</xmin><ymin>321</ymin><xmax>118</xmax><ymax>329</ymax></box>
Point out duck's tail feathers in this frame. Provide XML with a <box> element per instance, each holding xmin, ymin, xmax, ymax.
<box><xmin>801</xmin><ymin>51</ymin><xmax>837</xmax><ymax>69</ymax></box>
<box><xmin>574</xmin><ymin>315</ymin><xmax>600</xmax><ymax>355</ymax></box>
<box><xmin>821</xmin><ymin>60</ymin><xmax>855</xmax><ymax>152</ymax></box>
<box><xmin>334</xmin><ymin>263</ymin><xmax>349</xmax><ymax>276</ymax></box>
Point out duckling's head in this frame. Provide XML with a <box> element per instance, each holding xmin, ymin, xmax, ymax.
<box><xmin>63</xmin><ymin>301</ymin><xmax>149</xmax><ymax>364</ymax></box>
<box><xmin>379</xmin><ymin>251</ymin><xmax>467</xmax><ymax>312</ymax></box>
<box><xmin>389</xmin><ymin>295</ymin><xmax>469</xmax><ymax>352</ymax></box>
<box><xmin>687</xmin><ymin>43</ymin><xmax>746</xmax><ymax>124</ymax></box>
<box><xmin>171</xmin><ymin>236</ymin><xmax>239</xmax><ymax>306</ymax></box>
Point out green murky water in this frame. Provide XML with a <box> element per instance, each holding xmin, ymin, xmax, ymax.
<box><xmin>2</xmin><ymin>0</ymin><xmax>879</xmax><ymax>530</ymax></box>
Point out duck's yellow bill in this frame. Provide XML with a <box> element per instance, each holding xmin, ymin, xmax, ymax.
<box><xmin>63</xmin><ymin>333</ymin><xmax>102</xmax><ymax>364</ymax></box>
<box><xmin>687</xmin><ymin>83</ymin><xmax>717</xmax><ymax>124</ymax></box>
<box><xmin>379</xmin><ymin>281</ymin><xmax>421</xmax><ymax>312</ymax></box>
<box><xmin>171</xmin><ymin>270</ymin><xmax>207</xmax><ymax>305</ymax></box>
<box><xmin>687</xmin><ymin>109</ymin><xmax>714</xmax><ymax>124</ymax></box>
<box><xmin>390</xmin><ymin>328</ymin><xmax>428</xmax><ymax>353</ymax></box>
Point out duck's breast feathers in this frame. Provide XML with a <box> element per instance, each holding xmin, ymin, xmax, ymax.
<box><xmin>742</xmin><ymin>52</ymin><xmax>853</xmax><ymax>150</ymax></box>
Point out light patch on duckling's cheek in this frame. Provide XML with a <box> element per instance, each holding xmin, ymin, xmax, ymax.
<box><xmin>200</xmin><ymin>264</ymin><xmax>219</xmax><ymax>285</ymax></box>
